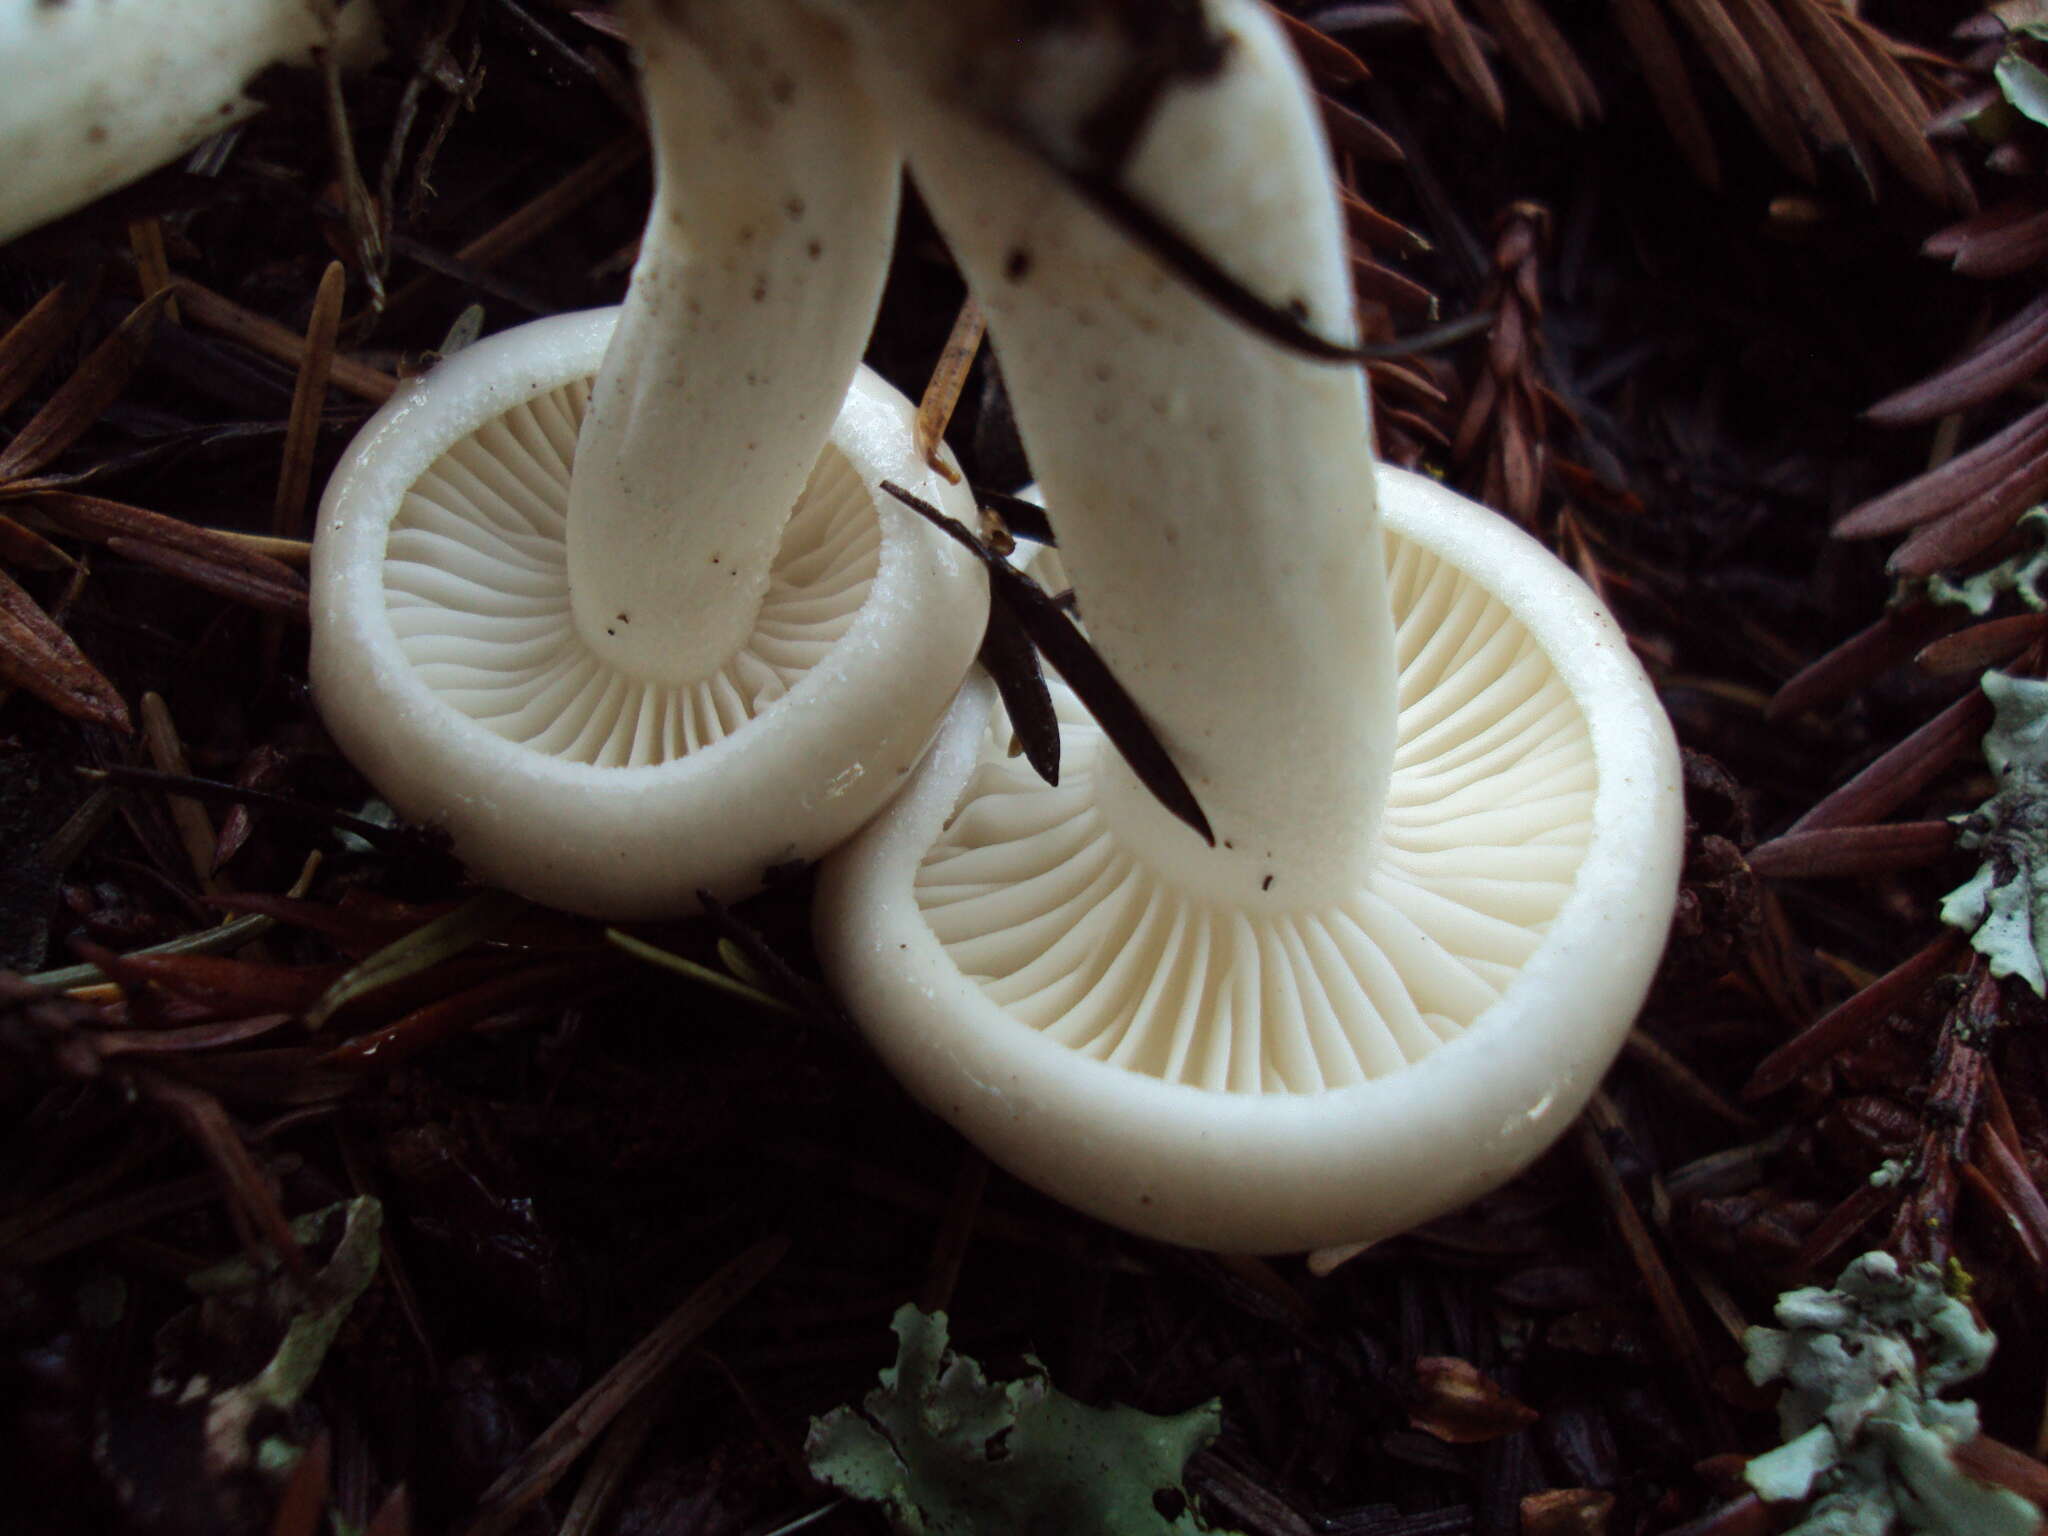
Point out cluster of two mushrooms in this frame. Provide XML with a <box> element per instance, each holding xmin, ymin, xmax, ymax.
<box><xmin>310</xmin><ymin>0</ymin><xmax>1683</xmax><ymax>1261</ymax></box>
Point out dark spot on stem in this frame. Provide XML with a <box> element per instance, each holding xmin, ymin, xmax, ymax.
<box><xmin>1004</xmin><ymin>247</ymin><xmax>1032</xmax><ymax>281</ymax></box>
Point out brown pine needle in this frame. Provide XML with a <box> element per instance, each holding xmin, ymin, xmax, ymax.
<box><xmin>127</xmin><ymin>218</ymin><xmax>182</xmax><ymax>323</ymax></box>
<box><xmin>915</xmin><ymin>297</ymin><xmax>985</xmax><ymax>484</ymax></box>
<box><xmin>464</xmin><ymin>1232</ymin><xmax>789</xmax><ymax>1536</ymax></box>
<box><xmin>275</xmin><ymin>263</ymin><xmax>348</xmax><ymax>540</ymax></box>
<box><xmin>170</xmin><ymin>278</ymin><xmax>397</xmax><ymax>403</ymax></box>
<box><xmin>140</xmin><ymin>691</ymin><xmax>221</xmax><ymax>892</ymax></box>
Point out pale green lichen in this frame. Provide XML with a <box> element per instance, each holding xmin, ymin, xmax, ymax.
<box><xmin>152</xmin><ymin>1196</ymin><xmax>383</xmax><ymax>1475</ymax></box>
<box><xmin>1742</xmin><ymin>1251</ymin><xmax>2037</xmax><ymax>1536</ymax></box>
<box><xmin>1940</xmin><ymin>671</ymin><xmax>2048</xmax><ymax>997</ymax></box>
<box><xmin>806</xmin><ymin>1305</ymin><xmax>1241</xmax><ymax>1535</ymax></box>
<box><xmin>1927</xmin><ymin>510</ymin><xmax>2048</xmax><ymax>616</ymax></box>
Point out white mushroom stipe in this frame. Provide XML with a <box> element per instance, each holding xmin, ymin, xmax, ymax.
<box><xmin>815</xmin><ymin>0</ymin><xmax>1683</xmax><ymax>1254</ymax></box>
<box><xmin>311</xmin><ymin>0</ymin><xmax>985</xmax><ymax>917</ymax></box>
<box><xmin>314</xmin><ymin>311</ymin><xmax>985</xmax><ymax>916</ymax></box>
<box><xmin>1</xmin><ymin>0</ymin><xmax>383</xmax><ymax>244</ymax></box>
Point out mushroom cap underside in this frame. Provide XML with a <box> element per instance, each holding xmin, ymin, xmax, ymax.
<box><xmin>816</xmin><ymin>466</ymin><xmax>1684</xmax><ymax>1252</ymax></box>
<box><xmin>311</xmin><ymin>308</ymin><xmax>988</xmax><ymax>916</ymax></box>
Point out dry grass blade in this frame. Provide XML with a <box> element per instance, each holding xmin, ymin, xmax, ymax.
<box><xmin>1795</xmin><ymin>1173</ymin><xmax>1899</xmax><ymax>1272</ymax></box>
<box><xmin>1867</xmin><ymin>293</ymin><xmax>2048</xmax><ymax>424</ymax></box>
<box><xmin>320</xmin><ymin>958</ymin><xmax>596</xmax><ymax>1071</ymax></box>
<box><xmin>1946</xmin><ymin>207</ymin><xmax>2048</xmax><ymax>278</ymax></box>
<box><xmin>1917</xmin><ymin>613</ymin><xmax>2048</xmax><ymax>675</ymax></box>
<box><xmin>85</xmin><ymin>765</ymin><xmax>431</xmax><ymax>860</ymax></box>
<box><xmin>455</xmin><ymin>137</ymin><xmax>644</xmax><ymax>272</ymax></box>
<box><xmin>1402</xmin><ymin>0</ymin><xmax>1506</xmax><ymax>122</ymax></box>
<box><xmin>319</xmin><ymin>35</ymin><xmax>385</xmax><ymax>304</ymax></box>
<box><xmin>1746</xmin><ymin>820</ymin><xmax>1955</xmax><ymax>878</ymax></box>
<box><xmin>0</xmin><ymin>280</ymin><xmax>95</xmax><ymax>418</ymax></box>
<box><xmin>1827</xmin><ymin>7</ymin><xmax>1959</xmax><ymax>205</ymax></box>
<box><xmin>92</xmin><ymin>952</ymin><xmax>336</xmax><ymax>1015</ymax></box>
<box><xmin>463</xmin><ymin>1232</ymin><xmax>790</xmax><ymax>1536</ymax></box>
<box><xmin>0</xmin><ymin>1167</ymin><xmax>230</xmax><ymax>1268</ymax></box>
<box><xmin>914</xmin><ymin>297</ymin><xmax>984</xmax><ymax>483</ymax></box>
<box><xmin>1891</xmin><ymin>460</ymin><xmax>2048</xmax><ymax>577</ymax></box>
<box><xmin>25</xmin><ymin>492</ymin><xmax>310</xmax><ymax>617</ymax></box>
<box><xmin>1351</xmin><ymin>250</ymin><xmax>1437</xmax><ymax>317</ymax></box>
<box><xmin>308</xmin><ymin>889</ymin><xmax>528</xmax><ymax>1028</ymax></box>
<box><xmin>386</xmin><ymin>137</ymin><xmax>646</xmax><ymax>319</ymax></box>
<box><xmin>1768</xmin><ymin>606</ymin><xmax>1948</xmax><ymax>718</ymax></box>
<box><xmin>1968</xmin><ymin>1128</ymin><xmax>2048</xmax><ymax>1282</ymax></box>
<box><xmin>131</xmin><ymin>1068</ymin><xmax>308</xmax><ymax>1281</ymax></box>
<box><xmin>275</xmin><ymin>263</ymin><xmax>347</xmax><ymax>540</ymax></box>
<box><xmin>1611</xmin><ymin>0</ymin><xmax>1722</xmax><ymax>185</ymax></box>
<box><xmin>1742</xmin><ymin>929</ymin><xmax>1963</xmax><ymax>1099</ymax></box>
<box><xmin>1771</xmin><ymin>0</ymin><xmax>1933</xmax><ymax>200</ymax></box>
<box><xmin>26</xmin><ymin>491</ymin><xmax>306</xmax><ymax>587</ymax></box>
<box><xmin>100</xmin><ymin>539</ymin><xmax>309</xmax><ymax>621</ymax></box>
<box><xmin>0</xmin><ymin>290</ymin><xmax>169</xmax><ymax>485</ymax></box>
<box><xmin>1321</xmin><ymin>95</ymin><xmax>1406</xmax><ymax>165</ymax></box>
<box><xmin>1924</xmin><ymin>202</ymin><xmax>2035</xmax><ymax>262</ymax></box>
<box><xmin>1343</xmin><ymin>190</ymin><xmax>1428</xmax><ymax>256</ymax></box>
<box><xmin>1575</xmin><ymin>1107</ymin><xmax>1731</xmax><ymax>1449</ymax></box>
<box><xmin>1465</xmin><ymin>0</ymin><xmax>1600</xmax><ymax>125</ymax></box>
<box><xmin>1834</xmin><ymin>397</ymin><xmax>2048</xmax><ymax>538</ymax></box>
<box><xmin>0</xmin><ymin>565</ymin><xmax>130</xmax><ymax>731</ymax></box>
<box><xmin>170</xmin><ymin>279</ymin><xmax>397</xmax><ymax>404</ymax></box>
<box><xmin>1784</xmin><ymin>685</ymin><xmax>1991</xmax><ymax>835</ymax></box>
<box><xmin>129</xmin><ymin>219</ymin><xmax>180</xmax><ymax>323</ymax></box>
<box><xmin>1664</xmin><ymin>0</ymin><xmax>1818</xmax><ymax>181</ymax></box>
<box><xmin>1271</xmin><ymin>5</ymin><xmax>1372</xmax><ymax>83</ymax></box>
<box><xmin>0</xmin><ymin>513</ymin><xmax>70</xmax><ymax>570</ymax></box>
<box><xmin>1727</xmin><ymin>0</ymin><xmax>1857</xmax><ymax>162</ymax></box>
<box><xmin>141</xmin><ymin>690</ymin><xmax>219</xmax><ymax>889</ymax></box>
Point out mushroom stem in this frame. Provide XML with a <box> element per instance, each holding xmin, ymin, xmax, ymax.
<box><xmin>565</xmin><ymin>0</ymin><xmax>900</xmax><ymax>686</ymax></box>
<box><xmin>1</xmin><ymin>0</ymin><xmax>383</xmax><ymax>245</ymax></box>
<box><xmin>841</xmin><ymin>0</ymin><xmax>1398</xmax><ymax>909</ymax></box>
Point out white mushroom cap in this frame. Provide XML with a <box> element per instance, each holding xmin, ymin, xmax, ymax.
<box><xmin>0</xmin><ymin>0</ymin><xmax>383</xmax><ymax>244</ymax></box>
<box><xmin>312</xmin><ymin>310</ymin><xmax>986</xmax><ymax>916</ymax></box>
<box><xmin>310</xmin><ymin>0</ymin><xmax>988</xmax><ymax>915</ymax></box>
<box><xmin>818</xmin><ymin>468</ymin><xmax>1682</xmax><ymax>1252</ymax></box>
<box><xmin>812</xmin><ymin>0</ymin><xmax>1683</xmax><ymax>1252</ymax></box>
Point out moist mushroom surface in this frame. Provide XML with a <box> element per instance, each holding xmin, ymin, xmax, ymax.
<box><xmin>310</xmin><ymin>0</ymin><xmax>987</xmax><ymax>916</ymax></box>
<box><xmin>814</xmin><ymin>0</ymin><xmax>1684</xmax><ymax>1253</ymax></box>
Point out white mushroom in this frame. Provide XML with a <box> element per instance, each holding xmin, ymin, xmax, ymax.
<box><xmin>0</xmin><ymin>0</ymin><xmax>383</xmax><ymax>244</ymax></box>
<box><xmin>814</xmin><ymin>0</ymin><xmax>1684</xmax><ymax>1253</ymax></box>
<box><xmin>310</xmin><ymin>0</ymin><xmax>986</xmax><ymax>916</ymax></box>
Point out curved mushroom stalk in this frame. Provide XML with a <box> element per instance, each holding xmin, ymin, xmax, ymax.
<box><xmin>1</xmin><ymin>0</ymin><xmax>383</xmax><ymax>244</ymax></box>
<box><xmin>309</xmin><ymin>0</ymin><xmax>988</xmax><ymax>916</ymax></box>
<box><xmin>820</xmin><ymin>0</ymin><xmax>1395</xmax><ymax>905</ymax></box>
<box><xmin>815</xmin><ymin>0</ymin><xmax>1684</xmax><ymax>1253</ymax></box>
<box><xmin>568</xmin><ymin>0</ymin><xmax>901</xmax><ymax>684</ymax></box>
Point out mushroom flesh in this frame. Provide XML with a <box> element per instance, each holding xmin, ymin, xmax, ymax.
<box><xmin>814</xmin><ymin>0</ymin><xmax>1684</xmax><ymax>1253</ymax></box>
<box><xmin>310</xmin><ymin>0</ymin><xmax>987</xmax><ymax>916</ymax></box>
